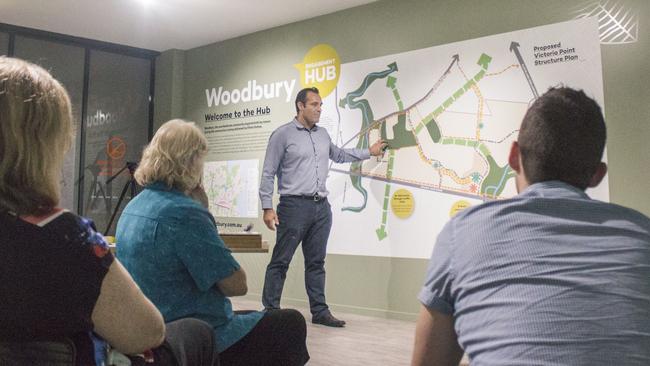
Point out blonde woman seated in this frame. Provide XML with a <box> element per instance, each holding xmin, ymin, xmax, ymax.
<box><xmin>0</xmin><ymin>57</ymin><xmax>217</xmax><ymax>366</ymax></box>
<box><xmin>115</xmin><ymin>119</ymin><xmax>309</xmax><ymax>366</ymax></box>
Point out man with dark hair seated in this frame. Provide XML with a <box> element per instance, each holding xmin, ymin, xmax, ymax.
<box><xmin>411</xmin><ymin>87</ymin><xmax>650</xmax><ymax>365</ymax></box>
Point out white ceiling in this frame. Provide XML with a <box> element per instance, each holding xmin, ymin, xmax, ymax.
<box><xmin>0</xmin><ymin>0</ymin><xmax>377</xmax><ymax>51</ymax></box>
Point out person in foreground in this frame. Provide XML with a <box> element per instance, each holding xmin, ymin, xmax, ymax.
<box><xmin>411</xmin><ymin>87</ymin><xmax>650</xmax><ymax>366</ymax></box>
<box><xmin>260</xmin><ymin>87</ymin><xmax>387</xmax><ymax>327</ymax></box>
<box><xmin>0</xmin><ymin>57</ymin><xmax>218</xmax><ymax>365</ymax></box>
<box><xmin>116</xmin><ymin>119</ymin><xmax>309</xmax><ymax>366</ymax></box>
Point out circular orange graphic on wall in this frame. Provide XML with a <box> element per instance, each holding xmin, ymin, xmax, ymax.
<box><xmin>106</xmin><ymin>136</ymin><xmax>126</xmax><ymax>160</ymax></box>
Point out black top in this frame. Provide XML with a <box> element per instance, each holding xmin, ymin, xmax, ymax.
<box><xmin>0</xmin><ymin>210</ymin><xmax>114</xmax><ymax>363</ymax></box>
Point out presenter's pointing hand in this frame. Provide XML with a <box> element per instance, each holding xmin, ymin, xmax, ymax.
<box><xmin>263</xmin><ymin>209</ymin><xmax>279</xmax><ymax>231</ymax></box>
<box><xmin>369</xmin><ymin>139</ymin><xmax>388</xmax><ymax>156</ymax></box>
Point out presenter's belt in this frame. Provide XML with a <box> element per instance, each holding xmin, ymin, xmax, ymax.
<box><xmin>281</xmin><ymin>193</ymin><xmax>325</xmax><ymax>202</ymax></box>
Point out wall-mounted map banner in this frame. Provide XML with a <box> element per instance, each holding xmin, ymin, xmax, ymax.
<box><xmin>321</xmin><ymin>17</ymin><xmax>606</xmax><ymax>258</ymax></box>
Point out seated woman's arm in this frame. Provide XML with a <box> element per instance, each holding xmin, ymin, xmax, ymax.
<box><xmin>91</xmin><ymin>259</ymin><xmax>165</xmax><ymax>354</ymax></box>
<box><xmin>217</xmin><ymin>267</ymin><xmax>248</xmax><ymax>296</ymax></box>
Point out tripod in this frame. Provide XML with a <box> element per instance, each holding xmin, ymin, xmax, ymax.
<box><xmin>83</xmin><ymin>163</ymin><xmax>109</xmax><ymax>214</ymax></box>
<box><xmin>104</xmin><ymin>162</ymin><xmax>139</xmax><ymax>235</ymax></box>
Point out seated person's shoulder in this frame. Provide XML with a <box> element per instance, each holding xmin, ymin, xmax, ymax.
<box><xmin>142</xmin><ymin>196</ymin><xmax>218</xmax><ymax>240</ymax></box>
<box><xmin>450</xmin><ymin>197</ymin><xmax>511</xmax><ymax>222</ymax></box>
<box><xmin>46</xmin><ymin>211</ymin><xmax>113</xmax><ymax>262</ymax></box>
<box><xmin>132</xmin><ymin>188</ymin><xmax>209</xmax><ymax>220</ymax></box>
<box><xmin>160</xmin><ymin>194</ymin><xmax>212</xmax><ymax>220</ymax></box>
<box><xmin>602</xmin><ymin>201</ymin><xmax>650</xmax><ymax>230</ymax></box>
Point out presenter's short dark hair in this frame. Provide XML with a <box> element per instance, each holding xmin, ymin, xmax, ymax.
<box><xmin>295</xmin><ymin>87</ymin><xmax>319</xmax><ymax>113</ymax></box>
<box><xmin>518</xmin><ymin>87</ymin><xmax>606</xmax><ymax>190</ymax></box>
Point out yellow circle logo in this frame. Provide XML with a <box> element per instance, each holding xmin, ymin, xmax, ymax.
<box><xmin>390</xmin><ymin>189</ymin><xmax>414</xmax><ymax>219</ymax></box>
<box><xmin>294</xmin><ymin>44</ymin><xmax>340</xmax><ymax>99</ymax></box>
<box><xmin>450</xmin><ymin>200</ymin><xmax>471</xmax><ymax>217</ymax></box>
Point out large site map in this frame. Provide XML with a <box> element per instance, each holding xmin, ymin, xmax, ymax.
<box><xmin>203</xmin><ymin>159</ymin><xmax>259</xmax><ymax>218</ymax></box>
<box><xmin>319</xmin><ymin>18</ymin><xmax>608</xmax><ymax>259</ymax></box>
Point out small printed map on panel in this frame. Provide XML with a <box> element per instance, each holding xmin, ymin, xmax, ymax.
<box><xmin>203</xmin><ymin>159</ymin><xmax>259</xmax><ymax>218</ymax></box>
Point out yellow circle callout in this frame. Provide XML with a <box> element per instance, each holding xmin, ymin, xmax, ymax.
<box><xmin>391</xmin><ymin>189</ymin><xmax>414</xmax><ymax>219</ymax></box>
<box><xmin>294</xmin><ymin>44</ymin><xmax>341</xmax><ymax>99</ymax></box>
<box><xmin>450</xmin><ymin>200</ymin><xmax>471</xmax><ymax>217</ymax></box>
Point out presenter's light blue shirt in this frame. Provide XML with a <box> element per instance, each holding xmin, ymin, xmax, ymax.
<box><xmin>259</xmin><ymin>118</ymin><xmax>370</xmax><ymax>209</ymax></box>
<box><xmin>116</xmin><ymin>182</ymin><xmax>263</xmax><ymax>352</ymax></box>
<box><xmin>419</xmin><ymin>181</ymin><xmax>650</xmax><ymax>365</ymax></box>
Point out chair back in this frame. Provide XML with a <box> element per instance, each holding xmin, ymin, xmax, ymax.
<box><xmin>0</xmin><ymin>339</ymin><xmax>76</xmax><ymax>365</ymax></box>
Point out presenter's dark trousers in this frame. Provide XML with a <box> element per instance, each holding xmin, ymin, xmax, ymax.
<box><xmin>262</xmin><ymin>195</ymin><xmax>332</xmax><ymax>317</ymax></box>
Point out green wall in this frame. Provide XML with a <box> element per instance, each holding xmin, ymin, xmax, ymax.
<box><xmin>154</xmin><ymin>49</ymin><xmax>185</xmax><ymax>130</ymax></box>
<box><xmin>155</xmin><ymin>0</ymin><xmax>650</xmax><ymax>320</ymax></box>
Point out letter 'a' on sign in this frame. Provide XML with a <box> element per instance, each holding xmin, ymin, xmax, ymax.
<box><xmin>294</xmin><ymin>44</ymin><xmax>341</xmax><ymax>99</ymax></box>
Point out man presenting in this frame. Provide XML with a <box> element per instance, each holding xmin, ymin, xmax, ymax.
<box><xmin>412</xmin><ymin>87</ymin><xmax>650</xmax><ymax>365</ymax></box>
<box><xmin>259</xmin><ymin>87</ymin><xmax>386</xmax><ymax>327</ymax></box>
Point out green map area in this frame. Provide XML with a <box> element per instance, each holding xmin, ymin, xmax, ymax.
<box><xmin>335</xmin><ymin>53</ymin><xmax>518</xmax><ymax>239</ymax></box>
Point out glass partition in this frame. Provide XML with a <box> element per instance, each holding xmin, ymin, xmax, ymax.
<box><xmin>82</xmin><ymin>50</ymin><xmax>151</xmax><ymax>234</ymax></box>
<box><xmin>0</xmin><ymin>32</ymin><xmax>7</xmax><ymax>55</ymax></box>
<box><xmin>1</xmin><ymin>26</ymin><xmax>155</xmax><ymax>234</ymax></box>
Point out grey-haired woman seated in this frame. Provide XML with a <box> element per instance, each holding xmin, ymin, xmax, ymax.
<box><xmin>116</xmin><ymin>119</ymin><xmax>309</xmax><ymax>366</ymax></box>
